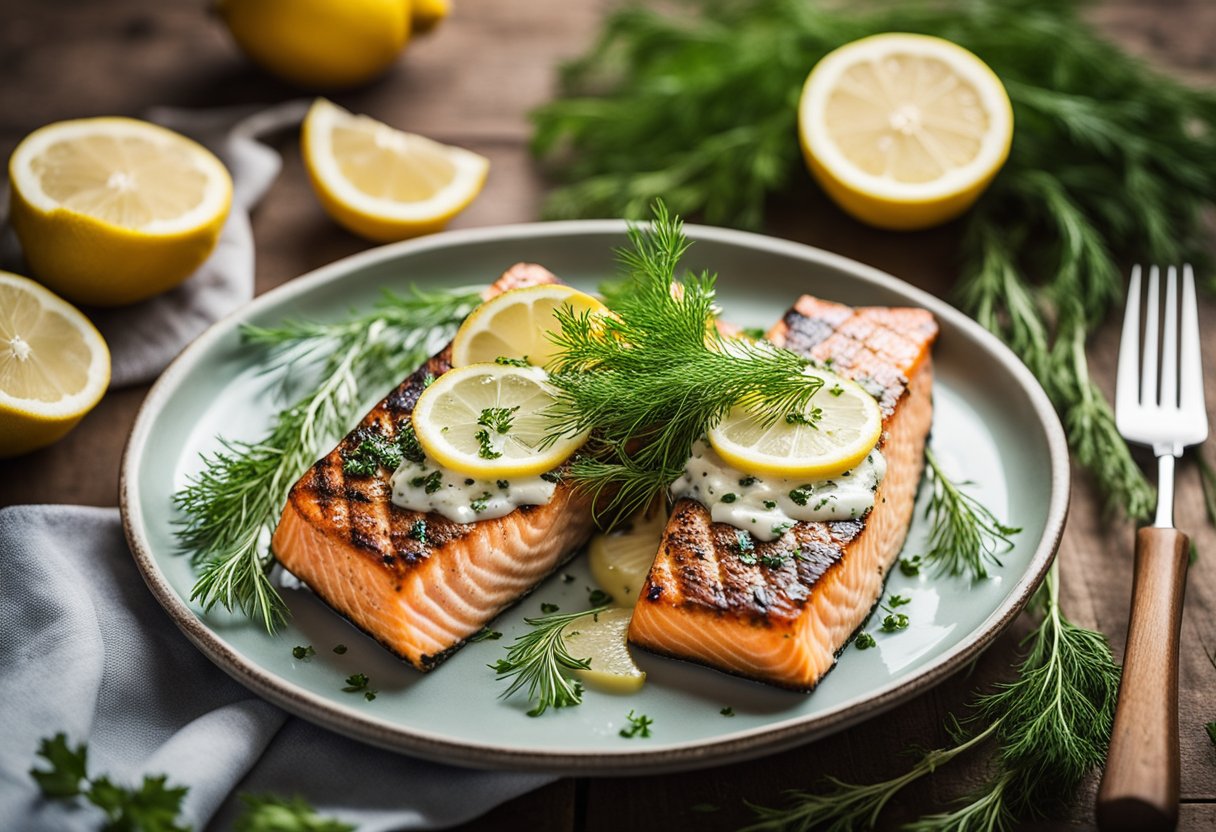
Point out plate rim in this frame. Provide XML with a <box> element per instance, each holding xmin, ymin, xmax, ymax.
<box><xmin>120</xmin><ymin>219</ymin><xmax>1070</xmax><ymax>774</ymax></box>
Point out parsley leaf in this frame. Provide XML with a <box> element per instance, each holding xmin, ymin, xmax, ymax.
<box><xmin>235</xmin><ymin>794</ymin><xmax>355</xmax><ymax>832</ymax></box>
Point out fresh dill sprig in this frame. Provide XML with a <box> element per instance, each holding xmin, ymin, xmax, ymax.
<box><xmin>532</xmin><ymin>0</ymin><xmax>1216</xmax><ymax>520</ymax></box>
<box><xmin>173</xmin><ymin>287</ymin><xmax>480</xmax><ymax>630</ymax></box>
<box><xmin>921</xmin><ymin>447</ymin><xmax>1021</xmax><ymax>581</ymax></box>
<box><xmin>544</xmin><ymin>203</ymin><xmax>823</xmax><ymax>526</ymax></box>
<box><xmin>742</xmin><ymin>564</ymin><xmax>1120</xmax><ymax>831</ymax></box>
<box><xmin>490</xmin><ymin>606</ymin><xmax>606</xmax><ymax>716</ymax></box>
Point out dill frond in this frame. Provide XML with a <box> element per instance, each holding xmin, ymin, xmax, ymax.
<box><xmin>490</xmin><ymin>607</ymin><xmax>606</xmax><ymax>716</ymax></box>
<box><xmin>921</xmin><ymin>447</ymin><xmax>1020</xmax><ymax>581</ymax></box>
<box><xmin>543</xmin><ymin>203</ymin><xmax>823</xmax><ymax>526</ymax></box>
<box><xmin>173</xmin><ymin>287</ymin><xmax>480</xmax><ymax>631</ymax></box>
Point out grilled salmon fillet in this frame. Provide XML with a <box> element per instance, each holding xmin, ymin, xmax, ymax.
<box><xmin>628</xmin><ymin>295</ymin><xmax>938</xmax><ymax>691</ymax></box>
<box><xmin>271</xmin><ymin>263</ymin><xmax>597</xmax><ymax>671</ymax></box>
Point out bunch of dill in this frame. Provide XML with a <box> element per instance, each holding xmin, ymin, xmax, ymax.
<box><xmin>532</xmin><ymin>0</ymin><xmax>1216</xmax><ymax>519</ymax></box>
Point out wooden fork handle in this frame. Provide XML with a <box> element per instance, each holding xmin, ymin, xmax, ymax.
<box><xmin>1096</xmin><ymin>526</ymin><xmax>1189</xmax><ymax>832</ymax></box>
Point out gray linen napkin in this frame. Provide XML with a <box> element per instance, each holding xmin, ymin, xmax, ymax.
<box><xmin>0</xmin><ymin>505</ymin><xmax>554</xmax><ymax>831</ymax></box>
<box><xmin>0</xmin><ymin>101</ymin><xmax>308</xmax><ymax>389</ymax></box>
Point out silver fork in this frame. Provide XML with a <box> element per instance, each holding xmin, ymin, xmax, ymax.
<box><xmin>1096</xmin><ymin>265</ymin><xmax>1207</xmax><ymax>832</ymax></box>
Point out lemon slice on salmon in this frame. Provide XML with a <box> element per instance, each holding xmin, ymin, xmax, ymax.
<box><xmin>708</xmin><ymin>370</ymin><xmax>881</xmax><ymax>478</ymax></box>
<box><xmin>0</xmin><ymin>272</ymin><xmax>111</xmax><ymax>458</ymax></box>
<box><xmin>588</xmin><ymin>505</ymin><xmax>667</xmax><ymax>607</ymax></box>
<box><xmin>411</xmin><ymin>363</ymin><xmax>587</xmax><ymax>478</ymax></box>
<box><xmin>450</xmin><ymin>284</ymin><xmax>608</xmax><ymax>369</ymax></box>
<box><xmin>302</xmin><ymin>98</ymin><xmax>489</xmax><ymax>242</ymax></box>
<box><xmin>798</xmin><ymin>33</ymin><xmax>1013</xmax><ymax>230</ymax></box>
<box><xmin>9</xmin><ymin>117</ymin><xmax>232</xmax><ymax>306</ymax></box>
<box><xmin>562</xmin><ymin>608</ymin><xmax>646</xmax><ymax>694</ymax></box>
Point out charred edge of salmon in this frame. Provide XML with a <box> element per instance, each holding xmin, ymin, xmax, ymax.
<box><xmin>627</xmin><ymin>297</ymin><xmax>938</xmax><ymax>692</ymax></box>
<box><xmin>271</xmin><ymin>263</ymin><xmax>602</xmax><ymax>672</ymax></box>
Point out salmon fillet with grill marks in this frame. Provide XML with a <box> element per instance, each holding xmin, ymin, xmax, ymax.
<box><xmin>627</xmin><ymin>295</ymin><xmax>938</xmax><ymax>691</ymax></box>
<box><xmin>271</xmin><ymin>263</ymin><xmax>596</xmax><ymax>671</ymax></box>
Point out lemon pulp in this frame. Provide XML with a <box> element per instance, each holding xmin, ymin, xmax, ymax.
<box><xmin>563</xmin><ymin>608</ymin><xmax>646</xmax><ymax>694</ymax></box>
<box><xmin>0</xmin><ymin>272</ymin><xmax>111</xmax><ymax>457</ymax></box>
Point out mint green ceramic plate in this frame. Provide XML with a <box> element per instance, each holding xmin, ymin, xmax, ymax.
<box><xmin>121</xmin><ymin>221</ymin><xmax>1068</xmax><ymax>774</ymax></box>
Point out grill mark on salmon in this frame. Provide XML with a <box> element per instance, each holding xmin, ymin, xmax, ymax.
<box><xmin>628</xmin><ymin>295</ymin><xmax>938</xmax><ymax>691</ymax></box>
<box><xmin>271</xmin><ymin>263</ymin><xmax>597</xmax><ymax>672</ymax></box>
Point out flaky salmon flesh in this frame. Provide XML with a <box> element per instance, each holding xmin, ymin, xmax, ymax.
<box><xmin>271</xmin><ymin>263</ymin><xmax>598</xmax><ymax>671</ymax></box>
<box><xmin>628</xmin><ymin>295</ymin><xmax>939</xmax><ymax>691</ymax></box>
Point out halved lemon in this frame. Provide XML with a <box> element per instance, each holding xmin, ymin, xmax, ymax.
<box><xmin>562</xmin><ymin>608</ymin><xmax>646</xmax><ymax>694</ymax></box>
<box><xmin>411</xmin><ymin>363</ymin><xmax>587</xmax><ymax>477</ymax></box>
<box><xmin>708</xmin><ymin>370</ymin><xmax>882</xmax><ymax>478</ymax></box>
<box><xmin>301</xmin><ymin>98</ymin><xmax>489</xmax><ymax>242</ymax></box>
<box><xmin>798</xmin><ymin>33</ymin><xmax>1013</xmax><ymax>231</ymax></box>
<box><xmin>9</xmin><ymin>117</ymin><xmax>232</xmax><ymax>306</ymax></box>
<box><xmin>0</xmin><ymin>272</ymin><xmax>110</xmax><ymax>458</ymax></box>
<box><xmin>450</xmin><ymin>284</ymin><xmax>608</xmax><ymax>369</ymax></box>
<box><xmin>588</xmin><ymin>504</ymin><xmax>667</xmax><ymax>607</ymax></box>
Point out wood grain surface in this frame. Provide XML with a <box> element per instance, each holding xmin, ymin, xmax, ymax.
<box><xmin>2</xmin><ymin>1</ymin><xmax>1215</xmax><ymax>829</ymax></box>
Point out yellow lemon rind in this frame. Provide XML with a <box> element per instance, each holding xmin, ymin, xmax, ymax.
<box><xmin>449</xmin><ymin>284</ymin><xmax>608</xmax><ymax>369</ymax></box>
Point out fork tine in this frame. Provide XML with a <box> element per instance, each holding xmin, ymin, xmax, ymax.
<box><xmin>1180</xmin><ymin>264</ymin><xmax>1204</xmax><ymax>414</ymax></box>
<box><xmin>1117</xmin><ymin>265</ymin><xmax>1142</xmax><ymax>416</ymax></box>
<box><xmin>1143</xmin><ymin>265</ymin><xmax>1160</xmax><ymax>406</ymax></box>
<box><xmin>1161</xmin><ymin>266</ymin><xmax>1179</xmax><ymax>409</ymax></box>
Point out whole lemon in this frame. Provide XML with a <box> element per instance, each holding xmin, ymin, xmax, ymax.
<box><xmin>217</xmin><ymin>0</ymin><xmax>412</xmax><ymax>90</ymax></box>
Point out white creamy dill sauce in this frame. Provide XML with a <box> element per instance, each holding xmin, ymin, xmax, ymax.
<box><xmin>390</xmin><ymin>458</ymin><xmax>556</xmax><ymax>524</ymax></box>
<box><xmin>671</xmin><ymin>440</ymin><xmax>886</xmax><ymax>541</ymax></box>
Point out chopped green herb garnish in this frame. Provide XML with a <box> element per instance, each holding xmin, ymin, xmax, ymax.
<box><xmin>342</xmin><ymin>673</ymin><xmax>377</xmax><ymax>701</ymax></box>
<box><xmin>829</xmin><ymin>384</ymin><xmax>844</xmax><ymax>397</ymax></box>
<box><xmin>619</xmin><ymin>710</ymin><xmax>654</xmax><ymax>738</ymax></box>
<box><xmin>540</xmin><ymin>470</ymin><xmax>562</xmax><ymax>484</ymax></box>
<box><xmin>788</xmin><ymin>486</ymin><xmax>812</xmax><ymax>507</ymax></box>
<box><xmin>888</xmin><ymin>594</ymin><xmax>911</xmax><ymax>608</ymax></box>
<box><xmin>741</xmin><ymin>327</ymin><xmax>766</xmax><ymax>340</ymax></box>
<box><xmin>470</xmin><ymin>492</ymin><xmax>492</xmax><ymax>513</ymax></box>
<box><xmin>495</xmin><ymin>355</ymin><xmax>531</xmax><ymax>367</ymax></box>
<box><xmin>739</xmin><ymin>476</ymin><xmax>758</xmax><ymax>487</ymax></box>
<box><xmin>760</xmin><ymin>552</ymin><xmax>790</xmax><ymax>569</ymax></box>
<box><xmin>291</xmin><ymin>645</ymin><xmax>315</xmax><ymax>661</ymax></box>
<box><xmin>881</xmin><ymin>613</ymin><xmax>910</xmax><ymax>633</ymax></box>
<box><xmin>332</xmin><ymin>644</ymin><xmax>347</xmax><ymax>654</ymax></box>
<box><xmin>899</xmin><ymin>555</ymin><xmax>923</xmax><ymax>577</ymax></box>
<box><xmin>408</xmin><ymin>519</ymin><xmax>427</xmax><ymax>544</ymax></box>
<box><xmin>721</xmin><ymin>492</ymin><xmax>738</xmax><ymax>503</ymax></box>
<box><xmin>235</xmin><ymin>794</ymin><xmax>355</xmax><ymax>832</ymax></box>
<box><xmin>561</xmin><ymin>573</ymin><xmax>575</xmax><ymax>584</ymax></box>
<box><xmin>763</xmin><ymin>499</ymin><xmax>777</xmax><ymax>510</ymax></box>
<box><xmin>422</xmin><ymin>372</ymin><xmax>435</xmax><ymax>388</ymax></box>
<box><xmin>497</xmin><ymin>479</ymin><xmax>510</xmax><ymax>490</ymax></box>
<box><xmin>341</xmin><ymin>432</ymin><xmax>403</xmax><ymax>476</ymax></box>
<box><xmin>478</xmin><ymin>405</ymin><xmax>518</xmax><ymax>435</ymax></box>
<box><xmin>469</xmin><ymin>628</ymin><xmax>503</xmax><ymax>642</ymax></box>
<box><xmin>588</xmin><ymin>588</ymin><xmax>613</xmax><ymax>606</ymax></box>
<box><xmin>397</xmin><ymin>423</ymin><xmax>426</xmax><ymax>464</ymax></box>
<box><xmin>422</xmin><ymin>471</ymin><xmax>442</xmax><ymax>494</ymax></box>
<box><xmin>855</xmin><ymin>632</ymin><xmax>876</xmax><ymax>650</ymax></box>
<box><xmin>771</xmin><ymin>522</ymin><xmax>794</xmax><ymax>537</ymax></box>
<box><xmin>541</xmin><ymin>603</ymin><xmax>560</xmax><ymax>614</ymax></box>
<box><xmin>475</xmin><ymin>430</ymin><xmax>502</xmax><ymax>460</ymax></box>
<box><xmin>735</xmin><ymin>530</ymin><xmax>757</xmax><ymax>564</ymax></box>
<box><xmin>785</xmin><ymin>406</ymin><xmax>823</xmax><ymax>428</ymax></box>
<box><xmin>720</xmin><ymin>706</ymin><xmax>735</xmax><ymax>717</ymax></box>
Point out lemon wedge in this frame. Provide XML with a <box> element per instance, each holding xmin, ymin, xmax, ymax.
<box><xmin>411</xmin><ymin>363</ymin><xmax>587</xmax><ymax>478</ymax></box>
<box><xmin>588</xmin><ymin>505</ymin><xmax>667</xmax><ymax>607</ymax></box>
<box><xmin>562</xmin><ymin>608</ymin><xmax>646</xmax><ymax>694</ymax></box>
<box><xmin>708</xmin><ymin>370</ymin><xmax>882</xmax><ymax>478</ymax></box>
<box><xmin>450</xmin><ymin>284</ymin><xmax>608</xmax><ymax>369</ymax></box>
<box><xmin>8</xmin><ymin>117</ymin><xmax>232</xmax><ymax>306</ymax></box>
<box><xmin>301</xmin><ymin>98</ymin><xmax>489</xmax><ymax>242</ymax></box>
<box><xmin>0</xmin><ymin>272</ymin><xmax>110</xmax><ymax>458</ymax></box>
<box><xmin>798</xmin><ymin>33</ymin><xmax>1013</xmax><ymax>230</ymax></box>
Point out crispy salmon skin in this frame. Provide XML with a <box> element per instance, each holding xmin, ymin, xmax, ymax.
<box><xmin>271</xmin><ymin>264</ymin><xmax>596</xmax><ymax>671</ymax></box>
<box><xmin>627</xmin><ymin>295</ymin><xmax>938</xmax><ymax>691</ymax></box>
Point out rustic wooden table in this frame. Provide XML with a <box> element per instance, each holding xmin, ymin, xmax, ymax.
<box><xmin>3</xmin><ymin>1</ymin><xmax>1215</xmax><ymax>829</ymax></box>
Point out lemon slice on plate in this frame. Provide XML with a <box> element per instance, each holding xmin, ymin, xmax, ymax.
<box><xmin>562</xmin><ymin>608</ymin><xmax>646</xmax><ymax>694</ymax></box>
<box><xmin>9</xmin><ymin>117</ymin><xmax>232</xmax><ymax>306</ymax></box>
<box><xmin>411</xmin><ymin>363</ymin><xmax>587</xmax><ymax>477</ymax></box>
<box><xmin>0</xmin><ymin>272</ymin><xmax>110</xmax><ymax>458</ymax></box>
<box><xmin>588</xmin><ymin>505</ymin><xmax>667</xmax><ymax>607</ymax></box>
<box><xmin>798</xmin><ymin>33</ymin><xmax>1013</xmax><ymax>231</ymax></box>
<box><xmin>708</xmin><ymin>370</ymin><xmax>882</xmax><ymax>478</ymax></box>
<box><xmin>450</xmin><ymin>284</ymin><xmax>608</xmax><ymax>369</ymax></box>
<box><xmin>302</xmin><ymin>98</ymin><xmax>489</xmax><ymax>242</ymax></box>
